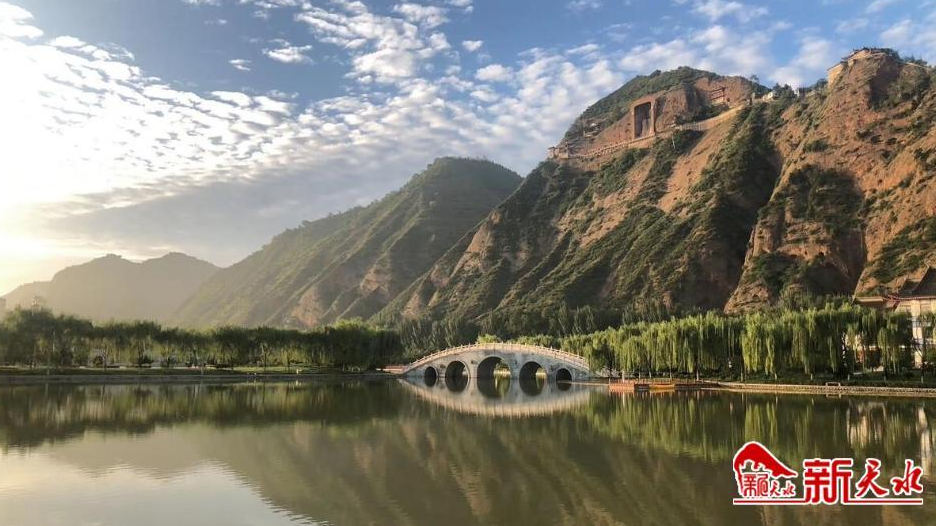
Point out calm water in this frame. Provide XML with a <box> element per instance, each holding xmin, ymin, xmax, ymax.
<box><xmin>0</xmin><ymin>378</ymin><xmax>934</xmax><ymax>526</ymax></box>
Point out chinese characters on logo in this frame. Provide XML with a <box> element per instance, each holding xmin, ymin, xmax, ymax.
<box><xmin>732</xmin><ymin>441</ymin><xmax>924</xmax><ymax>505</ymax></box>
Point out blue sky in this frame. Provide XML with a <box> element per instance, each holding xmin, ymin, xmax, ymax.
<box><xmin>0</xmin><ymin>0</ymin><xmax>933</xmax><ymax>293</ymax></box>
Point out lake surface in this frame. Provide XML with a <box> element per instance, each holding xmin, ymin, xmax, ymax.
<box><xmin>0</xmin><ymin>378</ymin><xmax>934</xmax><ymax>526</ymax></box>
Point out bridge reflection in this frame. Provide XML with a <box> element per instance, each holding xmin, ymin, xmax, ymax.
<box><xmin>398</xmin><ymin>374</ymin><xmax>593</xmax><ymax>418</ymax></box>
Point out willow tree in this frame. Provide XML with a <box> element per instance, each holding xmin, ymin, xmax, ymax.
<box><xmin>877</xmin><ymin>311</ymin><xmax>913</xmax><ymax>377</ymax></box>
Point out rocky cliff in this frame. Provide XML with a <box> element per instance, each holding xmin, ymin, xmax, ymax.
<box><xmin>381</xmin><ymin>53</ymin><xmax>936</xmax><ymax>321</ymax></box>
<box><xmin>728</xmin><ymin>49</ymin><xmax>936</xmax><ymax>309</ymax></box>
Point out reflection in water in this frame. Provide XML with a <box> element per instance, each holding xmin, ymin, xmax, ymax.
<box><xmin>519</xmin><ymin>374</ymin><xmax>544</xmax><ymax>395</ymax></box>
<box><xmin>476</xmin><ymin>375</ymin><xmax>511</xmax><ymax>398</ymax></box>
<box><xmin>0</xmin><ymin>382</ymin><xmax>933</xmax><ymax>526</ymax></box>
<box><xmin>443</xmin><ymin>361</ymin><xmax>469</xmax><ymax>391</ymax></box>
<box><xmin>399</xmin><ymin>374</ymin><xmax>591</xmax><ymax>417</ymax></box>
<box><xmin>424</xmin><ymin>366</ymin><xmax>438</xmax><ymax>387</ymax></box>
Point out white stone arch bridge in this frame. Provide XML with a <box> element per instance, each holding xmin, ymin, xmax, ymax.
<box><xmin>400</xmin><ymin>343</ymin><xmax>592</xmax><ymax>382</ymax></box>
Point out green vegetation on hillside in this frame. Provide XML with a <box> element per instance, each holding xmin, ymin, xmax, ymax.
<box><xmin>867</xmin><ymin>216</ymin><xmax>936</xmax><ymax>285</ymax></box>
<box><xmin>173</xmin><ymin>157</ymin><xmax>520</xmax><ymax>328</ymax></box>
<box><xmin>760</xmin><ymin>165</ymin><xmax>862</xmax><ymax>238</ymax></box>
<box><xmin>744</xmin><ymin>164</ymin><xmax>865</xmax><ymax>301</ymax></box>
<box><xmin>382</xmin><ymin>102</ymin><xmax>786</xmax><ymax>324</ymax></box>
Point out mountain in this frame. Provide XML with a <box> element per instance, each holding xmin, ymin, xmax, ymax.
<box><xmin>381</xmin><ymin>51</ymin><xmax>936</xmax><ymax>320</ymax></box>
<box><xmin>2</xmin><ymin>281</ymin><xmax>50</xmax><ymax>310</ymax></box>
<box><xmin>172</xmin><ymin>157</ymin><xmax>521</xmax><ymax>328</ymax></box>
<box><xmin>2</xmin><ymin>253</ymin><xmax>219</xmax><ymax>322</ymax></box>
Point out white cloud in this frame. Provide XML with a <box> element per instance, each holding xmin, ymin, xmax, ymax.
<box><xmin>866</xmin><ymin>0</ymin><xmax>901</xmax><ymax>14</ymax></box>
<box><xmin>881</xmin><ymin>19</ymin><xmax>913</xmax><ymax>44</ymax></box>
<box><xmin>295</xmin><ymin>1</ymin><xmax>448</xmax><ymax>82</ymax></box>
<box><xmin>567</xmin><ymin>43</ymin><xmax>602</xmax><ymax>60</ymax></box>
<box><xmin>475</xmin><ymin>63</ymin><xmax>513</xmax><ymax>82</ymax></box>
<box><xmin>462</xmin><ymin>39</ymin><xmax>483</xmax><ymax>52</ymax></box>
<box><xmin>229</xmin><ymin>58</ymin><xmax>252</xmax><ymax>71</ymax></box>
<box><xmin>264</xmin><ymin>42</ymin><xmax>313</xmax><ymax>64</ymax></box>
<box><xmin>880</xmin><ymin>13</ymin><xmax>936</xmax><ymax>63</ymax></box>
<box><xmin>772</xmin><ymin>36</ymin><xmax>838</xmax><ymax>87</ymax></box>
<box><xmin>0</xmin><ymin>2</ymin><xmax>43</xmax><ymax>39</ymax></box>
<box><xmin>212</xmin><ymin>91</ymin><xmax>253</xmax><ymax>107</ymax></box>
<box><xmin>353</xmin><ymin>47</ymin><xmax>419</xmax><ymax>78</ymax></box>
<box><xmin>615</xmin><ymin>23</ymin><xmax>782</xmax><ymax>82</ymax></box>
<box><xmin>693</xmin><ymin>0</ymin><xmax>768</xmax><ymax>23</ymax></box>
<box><xmin>566</xmin><ymin>0</ymin><xmax>603</xmax><ymax>11</ymax></box>
<box><xmin>469</xmin><ymin>88</ymin><xmax>498</xmax><ymax>102</ymax></box>
<box><xmin>836</xmin><ymin>18</ymin><xmax>868</xmax><ymax>34</ymax></box>
<box><xmin>393</xmin><ymin>3</ymin><xmax>449</xmax><ymax>28</ymax></box>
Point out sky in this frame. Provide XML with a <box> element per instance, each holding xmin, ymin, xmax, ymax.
<box><xmin>0</xmin><ymin>0</ymin><xmax>934</xmax><ymax>294</ymax></box>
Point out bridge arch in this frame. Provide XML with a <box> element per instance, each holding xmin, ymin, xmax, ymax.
<box><xmin>518</xmin><ymin>361</ymin><xmax>545</xmax><ymax>381</ymax></box>
<box><xmin>424</xmin><ymin>366</ymin><xmax>438</xmax><ymax>386</ymax></box>
<box><xmin>476</xmin><ymin>355</ymin><xmax>510</xmax><ymax>379</ymax></box>
<box><xmin>400</xmin><ymin>342</ymin><xmax>594</xmax><ymax>382</ymax></box>
<box><xmin>555</xmin><ymin>367</ymin><xmax>573</xmax><ymax>390</ymax></box>
<box><xmin>443</xmin><ymin>360</ymin><xmax>469</xmax><ymax>391</ymax></box>
<box><xmin>555</xmin><ymin>368</ymin><xmax>572</xmax><ymax>382</ymax></box>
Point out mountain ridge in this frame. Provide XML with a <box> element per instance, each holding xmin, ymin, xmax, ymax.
<box><xmin>171</xmin><ymin>157</ymin><xmax>522</xmax><ymax>328</ymax></box>
<box><xmin>2</xmin><ymin>252</ymin><xmax>218</xmax><ymax>322</ymax></box>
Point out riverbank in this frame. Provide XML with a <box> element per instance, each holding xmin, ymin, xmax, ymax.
<box><xmin>0</xmin><ymin>368</ymin><xmax>396</xmax><ymax>385</ymax></box>
<box><xmin>592</xmin><ymin>376</ymin><xmax>936</xmax><ymax>397</ymax></box>
<box><xmin>715</xmin><ymin>381</ymin><xmax>936</xmax><ymax>397</ymax></box>
<box><xmin>7</xmin><ymin>369</ymin><xmax>936</xmax><ymax>396</ymax></box>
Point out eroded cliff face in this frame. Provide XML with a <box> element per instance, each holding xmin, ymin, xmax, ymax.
<box><xmin>727</xmin><ymin>52</ymin><xmax>936</xmax><ymax>310</ymax></box>
<box><xmin>383</xmin><ymin>55</ymin><xmax>936</xmax><ymax>321</ymax></box>
<box><xmin>386</xmin><ymin>108</ymin><xmax>780</xmax><ymax>320</ymax></box>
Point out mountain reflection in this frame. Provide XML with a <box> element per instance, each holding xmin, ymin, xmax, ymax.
<box><xmin>0</xmin><ymin>382</ymin><xmax>934</xmax><ymax>526</ymax></box>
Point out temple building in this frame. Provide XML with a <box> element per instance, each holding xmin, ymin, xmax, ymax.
<box><xmin>856</xmin><ymin>267</ymin><xmax>936</xmax><ymax>365</ymax></box>
<box><xmin>894</xmin><ymin>268</ymin><xmax>936</xmax><ymax>347</ymax></box>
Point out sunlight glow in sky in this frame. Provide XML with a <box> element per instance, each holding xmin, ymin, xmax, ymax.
<box><xmin>0</xmin><ymin>0</ymin><xmax>934</xmax><ymax>293</ymax></box>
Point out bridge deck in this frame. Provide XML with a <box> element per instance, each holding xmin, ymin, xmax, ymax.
<box><xmin>400</xmin><ymin>342</ymin><xmax>589</xmax><ymax>375</ymax></box>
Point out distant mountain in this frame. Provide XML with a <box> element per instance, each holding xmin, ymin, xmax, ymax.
<box><xmin>2</xmin><ymin>281</ymin><xmax>50</xmax><ymax>310</ymax></box>
<box><xmin>172</xmin><ymin>157</ymin><xmax>521</xmax><ymax>328</ymax></box>
<box><xmin>380</xmin><ymin>51</ymin><xmax>936</xmax><ymax>320</ymax></box>
<box><xmin>2</xmin><ymin>253</ymin><xmax>219</xmax><ymax>323</ymax></box>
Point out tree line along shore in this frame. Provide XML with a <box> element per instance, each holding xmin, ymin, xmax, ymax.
<box><xmin>0</xmin><ymin>298</ymin><xmax>933</xmax><ymax>386</ymax></box>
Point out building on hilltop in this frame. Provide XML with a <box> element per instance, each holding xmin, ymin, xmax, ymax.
<box><xmin>547</xmin><ymin>76</ymin><xmax>753</xmax><ymax>163</ymax></box>
<box><xmin>826</xmin><ymin>47</ymin><xmax>929</xmax><ymax>86</ymax></box>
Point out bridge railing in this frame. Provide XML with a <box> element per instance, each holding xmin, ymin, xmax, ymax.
<box><xmin>401</xmin><ymin>342</ymin><xmax>589</xmax><ymax>373</ymax></box>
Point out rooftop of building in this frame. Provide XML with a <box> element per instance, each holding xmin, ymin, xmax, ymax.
<box><xmin>898</xmin><ymin>267</ymin><xmax>936</xmax><ymax>298</ymax></box>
